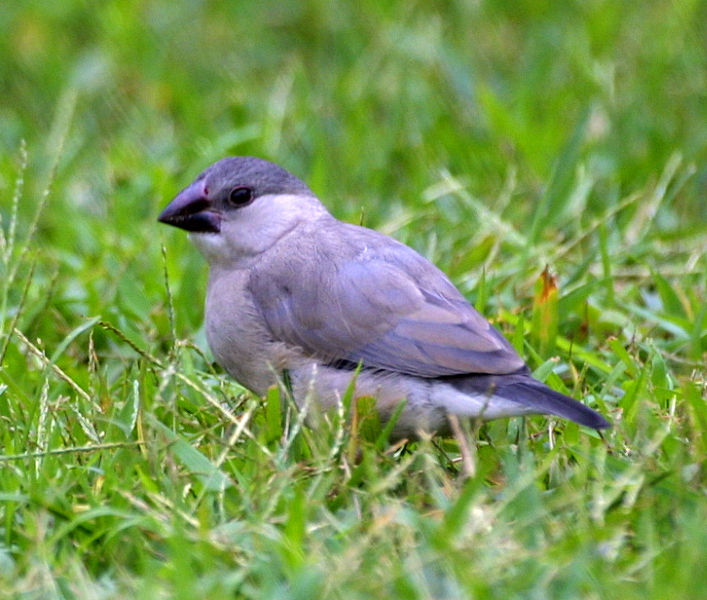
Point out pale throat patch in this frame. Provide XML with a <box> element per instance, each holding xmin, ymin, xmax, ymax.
<box><xmin>189</xmin><ymin>231</ymin><xmax>229</xmax><ymax>265</ymax></box>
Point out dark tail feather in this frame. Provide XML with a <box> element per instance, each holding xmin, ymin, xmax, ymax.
<box><xmin>506</xmin><ymin>378</ymin><xmax>610</xmax><ymax>429</ymax></box>
<box><xmin>447</xmin><ymin>371</ymin><xmax>610</xmax><ymax>429</ymax></box>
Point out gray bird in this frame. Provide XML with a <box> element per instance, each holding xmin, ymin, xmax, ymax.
<box><xmin>158</xmin><ymin>156</ymin><xmax>609</xmax><ymax>439</ymax></box>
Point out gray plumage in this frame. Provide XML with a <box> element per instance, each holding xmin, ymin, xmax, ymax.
<box><xmin>159</xmin><ymin>156</ymin><xmax>610</xmax><ymax>439</ymax></box>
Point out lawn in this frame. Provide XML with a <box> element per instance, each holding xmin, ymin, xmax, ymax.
<box><xmin>1</xmin><ymin>1</ymin><xmax>705</xmax><ymax>598</ymax></box>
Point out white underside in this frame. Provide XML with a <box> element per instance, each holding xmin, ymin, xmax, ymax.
<box><xmin>429</xmin><ymin>383</ymin><xmax>535</xmax><ymax>420</ymax></box>
<box><xmin>283</xmin><ymin>363</ymin><xmax>535</xmax><ymax>439</ymax></box>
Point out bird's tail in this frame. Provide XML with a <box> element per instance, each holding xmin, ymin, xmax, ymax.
<box><xmin>448</xmin><ymin>371</ymin><xmax>610</xmax><ymax>429</ymax></box>
<box><xmin>502</xmin><ymin>377</ymin><xmax>609</xmax><ymax>429</ymax></box>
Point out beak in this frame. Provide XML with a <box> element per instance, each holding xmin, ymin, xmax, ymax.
<box><xmin>158</xmin><ymin>181</ymin><xmax>221</xmax><ymax>233</ymax></box>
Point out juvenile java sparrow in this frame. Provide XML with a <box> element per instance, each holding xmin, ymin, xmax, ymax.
<box><xmin>159</xmin><ymin>157</ymin><xmax>609</xmax><ymax>439</ymax></box>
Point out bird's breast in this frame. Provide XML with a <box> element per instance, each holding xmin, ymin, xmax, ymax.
<box><xmin>204</xmin><ymin>268</ymin><xmax>308</xmax><ymax>395</ymax></box>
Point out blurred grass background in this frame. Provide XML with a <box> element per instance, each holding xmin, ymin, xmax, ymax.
<box><xmin>0</xmin><ymin>1</ymin><xmax>705</xmax><ymax>598</ymax></box>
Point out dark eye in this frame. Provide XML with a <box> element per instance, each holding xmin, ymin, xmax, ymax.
<box><xmin>227</xmin><ymin>186</ymin><xmax>254</xmax><ymax>207</ymax></box>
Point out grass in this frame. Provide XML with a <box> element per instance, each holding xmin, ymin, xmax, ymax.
<box><xmin>1</xmin><ymin>1</ymin><xmax>705</xmax><ymax>598</ymax></box>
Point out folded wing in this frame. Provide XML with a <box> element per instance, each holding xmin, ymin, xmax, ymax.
<box><xmin>250</xmin><ymin>222</ymin><xmax>525</xmax><ymax>377</ymax></box>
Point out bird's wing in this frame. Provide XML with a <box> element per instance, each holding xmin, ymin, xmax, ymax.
<box><xmin>250</xmin><ymin>223</ymin><xmax>525</xmax><ymax>377</ymax></box>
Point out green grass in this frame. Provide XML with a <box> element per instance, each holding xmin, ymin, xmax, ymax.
<box><xmin>1</xmin><ymin>1</ymin><xmax>705</xmax><ymax>598</ymax></box>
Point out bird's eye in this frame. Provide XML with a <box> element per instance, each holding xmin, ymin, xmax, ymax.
<box><xmin>227</xmin><ymin>186</ymin><xmax>254</xmax><ymax>208</ymax></box>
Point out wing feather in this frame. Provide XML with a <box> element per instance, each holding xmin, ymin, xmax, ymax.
<box><xmin>250</xmin><ymin>221</ymin><xmax>525</xmax><ymax>377</ymax></box>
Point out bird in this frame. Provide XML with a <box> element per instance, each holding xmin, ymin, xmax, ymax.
<box><xmin>158</xmin><ymin>156</ymin><xmax>609</xmax><ymax>439</ymax></box>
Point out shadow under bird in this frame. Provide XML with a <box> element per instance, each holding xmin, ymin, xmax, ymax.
<box><xmin>158</xmin><ymin>157</ymin><xmax>609</xmax><ymax>439</ymax></box>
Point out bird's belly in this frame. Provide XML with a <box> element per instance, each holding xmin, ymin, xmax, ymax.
<box><xmin>287</xmin><ymin>365</ymin><xmax>451</xmax><ymax>439</ymax></box>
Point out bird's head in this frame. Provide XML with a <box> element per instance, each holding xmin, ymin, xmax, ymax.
<box><xmin>158</xmin><ymin>156</ymin><xmax>327</xmax><ymax>265</ymax></box>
